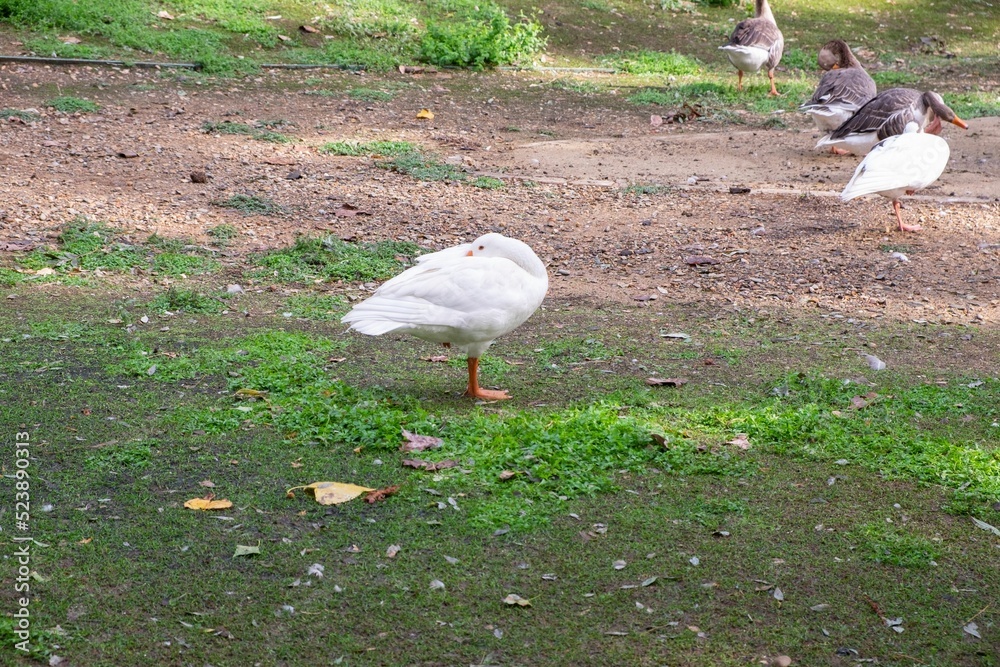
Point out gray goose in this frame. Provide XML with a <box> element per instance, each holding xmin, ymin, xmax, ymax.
<box><xmin>718</xmin><ymin>0</ymin><xmax>784</xmax><ymax>96</ymax></box>
<box><xmin>815</xmin><ymin>88</ymin><xmax>968</xmax><ymax>155</ymax></box>
<box><xmin>800</xmin><ymin>39</ymin><xmax>877</xmax><ymax>137</ymax></box>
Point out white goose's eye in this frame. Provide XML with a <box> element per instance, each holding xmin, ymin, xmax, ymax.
<box><xmin>478</xmin><ymin>245</ymin><xmax>485</xmax><ymax>250</ymax></box>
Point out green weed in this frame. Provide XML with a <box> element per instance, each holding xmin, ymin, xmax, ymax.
<box><xmin>213</xmin><ymin>194</ymin><xmax>286</xmax><ymax>216</ymax></box>
<box><xmin>284</xmin><ymin>294</ymin><xmax>349</xmax><ymax>321</ymax></box>
<box><xmin>147</xmin><ymin>287</ymin><xmax>225</xmax><ymax>314</ymax></box>
<box><xmin>379</xmin><ymin>151</ymin><xmax>466</xmax><ymax>181</ymax></box>
<box><xmin>206</xmin><ymin>223</ymin><xmax>239</xmax><ymax>246</ymax></box>
<box><xmin>0</xmin><ymin>108</ymin><xmax>40</xmax><ymax>122</ymax></box>
<box><xmin>348</xmin><ymin>87</ymin><xmax>395</xmax><ymax>102</ymax></box>
<box><xmin>84</xmin><ymin>440</ymin><xmax>154</xmax><ymax>472</ymax></box>
<box><xmin>46</xmin><ymin>96</ymin><xmax>99</xmax><ymax>113</ymax></box>
<box><xmin>850</xmin><ymin>522</ymin><xmax>940</xmax><ymax>568</ymax></box>
<box><xmin>472</xmin><ymin>176</ymin><xmax>505</xmax><ymax>189</ymax></box>
<box><xmin>318</xmin><ymin>140</ymin><xmax>418</xmax><ymax>157</ymax></box>
<box><xmin>600</xmin><ymin>49</ymin><xmax>702</xmax><ymax>75</ymax></box>
<box><xmin>250</xmin><ymin>235</ymin><xmax>421</xmax><ymax>283</ymax></box>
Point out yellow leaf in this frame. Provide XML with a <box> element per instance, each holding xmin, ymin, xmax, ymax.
<box><xmin>78</xmin><ymin>537</ymin><xmax>93</xmax><ymax>545</ymax></box>
<box><xmin>35</xmin><ymin>267</ymin><xmax>57</xmax><ymax>276</ymax></box>
<box><xmin>234</xmin><ymin>388</ymin><xmax>269</xmax><ymax>398</ymax></box>
<box><xmin>502</xmin><ymin>593</ymin><xmax>532</xmax><ymax>607</ymax></box>
<box><xmin>415</xmin><ymin>108</ymin><xmax>434</xmax><ymax>120</ymax></box>
<box><xmin>286</xmin><ymin>481</ymin><xmax>374</xmax><ymax>505</ymax></box>
<box><xmin>184</xmin><ymin>497</ymin><xmax>234</xmax><ymax>511</ymax></box>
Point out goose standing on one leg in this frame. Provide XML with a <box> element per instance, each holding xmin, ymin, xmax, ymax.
<box><xmin>800</xmin><ymin>39</ymin><xmax>877</xmax><ymax>142</ymax></box>
<box><xmin>341</xmin><ymin>233</ymin><xmax>548</xmax><ymax>400</ymax></box>
<box><xmin>840</xmin><ymin>122</ymin><xmax>951</xmax><ymax>232</ymax></box>
<box><xmin>815</xmin><ymin>88</ymin><xmax>968</xmax><ymax>155</ymax></box>
<box><xmin>718</xmin><ymin>0</ymin><xmax>784</xmax><ymax>96</ymax></box>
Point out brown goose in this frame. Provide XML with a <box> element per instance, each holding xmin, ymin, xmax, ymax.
<box><xmin>800</xmin><ymin>39</ymin><xmax>877</xmax><ymax>135</ymax></box>
<box><xmin>718</xmin><ymin>0</ymin><xmax>784</xmax><ymax>96</ymax></box>
<box><xmin>815</xmin><ymin>88</ymin><xmax>967</xmax><ymax>155</ymax></box>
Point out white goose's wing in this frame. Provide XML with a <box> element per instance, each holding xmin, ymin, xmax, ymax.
<box><xmin>414</xmin><ymin>243</ymin><xmax>473</xmax><ymax>265</ymax></box>
<box><xmin>342</xmin><ymin>256</ymin><xmax>545</xmax><ymax>344</ymax></box>
<box><xmin>841</xmin><ymin>133</ymin><xmax>950</xmax><ymax>200</ymax></box>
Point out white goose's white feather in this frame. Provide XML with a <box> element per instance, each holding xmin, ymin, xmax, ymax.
<box><xmin>342</xmin><ymin>233</ymin><xmax>548</xmax><ymax>359</ymax></box>
<box><xmin>841</xmin><ymin>125</ymin><xmax>950</xmax><ymax>202</ymax></box>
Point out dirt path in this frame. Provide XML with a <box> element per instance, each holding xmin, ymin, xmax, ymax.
<box><xmin>1</xmin><ymin>64</ymin><xmax>998</xmax><ymax>325</ymax></box>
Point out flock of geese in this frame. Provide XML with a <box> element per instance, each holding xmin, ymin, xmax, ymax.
<box><xmin>721</xmin><ymin>0</ymin><xmax>967</xmax><ymax>232</ymax></box>
<box><xmin>342</xmin><ymin>0</ymin><xmax>970</xmax><ymax>397</ymax></box>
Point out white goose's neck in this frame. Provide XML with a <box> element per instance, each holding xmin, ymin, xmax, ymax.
<box><xmin>510</xmin><ymin>246</ymin><xmax>548</xmax><ymax>281</ymax></box>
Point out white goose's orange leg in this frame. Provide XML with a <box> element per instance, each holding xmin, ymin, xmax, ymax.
<box><xmin>736</xmin><ymin>69</ymin><xmax>744</xmax><ymax>92</ymax></box>
<box><xmin>464</xmin><ymin>357</ymin><xmax>510</xmax><ymax>400</ymax></box>
<box><xmin>894</xmin><ymin>200</ymin><xmax>922</xmax><ymax>232</ymax></box>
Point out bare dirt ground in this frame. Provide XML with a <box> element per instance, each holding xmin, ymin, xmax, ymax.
<box><xmin>1</xmin><ymin>62</ymin><xmax>998</xmax><ymax>325</ymax></box>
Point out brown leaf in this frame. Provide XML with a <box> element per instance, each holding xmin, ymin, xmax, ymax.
<box><xmin>334</xmin><ymin>203</ymin><xmax>371</xmax><ymax>217</ymax></box>
<box><xmin>299</xmin><ymin>25</ymin><xmax>320</xmax><ymax>33</ymax></box>
<box><xmin>726</xmin><ymin>433</ymin><xmax>751</xmax><ymax>450</ymax></box>
<box><xmin>199</xmin><ymin>479</ymin><xmax>216</xmax><ymax>488</ymax></box>
<box><xmin>62</xmin><ymin>36</ymin><xmax>82</xmax><ymax>44</ymax></box>
<box><xmin>646</xmin><ymin>377</ymin><xmax>688</xmax><ymax>387</ymax></box>
<box><xmin>684</xmin><ymin>255</ymin><xmax>718</xmax><ymax>266</ymax></box>
<box><xmin>651</xmin><ymin>433</ymin><xmax>668</xmax><ymax>448</ymax></box>
<box><xmin>650</xmin><ymin>115</ymin><xmax>663</xmax><ymax>127</ymax></box>
<box><xmin>850</xmin><ymin>393</ymin><xmax>878</xmax><ymax>410</ymax></box>
<box><xmin>156</xmin><ymin>10</ymin><xmax>174</xmax><ymax>20</ymax></box>
<box><xmin>403</xmin><ymin>458</ymin><xmax>458</xmax><ymax>472</ymax></box>
<box><xmin>400</xmin><ymin>429</ymin><xmax>443</xmax><ymax>452</ymax></box>
<box><xmin>0</xmin><ymin>241</ymin><xmax>37</xmax><ymax>251</ymax></box>
<box><xmin>364</xmin><ymin>485</ymin><xmax>401</xmax><ymax>503</ymax></box>
<box><xmin>421</xmin><ymin>355</ymin><xmax>450</xmax><ymax>363</ymax></box>
<box><xmin>277</xmin><ymin>34</ymin><xmax>291</xmax><ymax>42</ymax></box>
<box><xmin>498</xmin><ymin>470</ymin><xmax>518</xmax><ymax>481</ymax></box>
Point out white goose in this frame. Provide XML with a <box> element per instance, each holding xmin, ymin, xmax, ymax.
<box><xmin>718</xmin><ymin>0</ymin><xmax>784</xmax><ymax>96</ymax></box>
<box><xmin>342</xmin><ymin>233</ymin><xmax>548</xmax><ymax>400</ymax></box>
<box><xmin>800</xmin><ymin>39</ymin><xmax>877</xmax><ymax>135</ymax></box>
<box><xmin>840</xmin><ymin>122</ymin><xmax>950</xmax><ymax>232</ymax></box>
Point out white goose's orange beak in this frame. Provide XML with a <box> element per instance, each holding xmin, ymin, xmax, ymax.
<box><xmin>466</xmin><ymin>250</ymin><xmax>474</xmax><ymax>256</ymax></box>
<box><xmin>952</xmin><ymin>116</ymin><xmax>968</xmax><ymax>129</ymax></box>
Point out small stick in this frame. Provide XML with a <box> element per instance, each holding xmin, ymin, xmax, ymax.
<box><xmin>964</xmin><ymin>602</ymin><xmax>992</xmax><ymax>625</ymax></box>
<box><xmin>863</xmin><ymin>593</ymin><xmax>887</xmax><ymax>622</ymax></box>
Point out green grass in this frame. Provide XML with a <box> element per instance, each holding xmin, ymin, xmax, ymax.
<box><xmin>943</xmin><ymin>91</ymin><xmax>1000</xmax><ymax>119</ymax></box>
<box><xmin>212</xmin><ymin>194</ymin><xmax>286</xmax><ymax>216</ymax></box>
<box><xmin>0</xmin><ymin>107</ymin><xmax>40</xmax><ymax>122</ymax></box>
<box><xmin>0</xmin><ymin>0</ymin><xmax>546</xmax><ymax>73</ymax></box>
<box><xmin>284</xmin><ymin>293</ymin><xmax>349</xmax><ymax>321</ymax></box>
<box><xmin>851</xmin><ymin>522</ymin><xmax>940</xmax><ymax>568</ymax></box>
<box><xmin>1</xmin><ymin>220</ymin><xmax>222</xmax><ymax>279</ymax></box>
<box><xmin>622</xmin><ymin>183</ymin><xmax>671</xmax><ymax>196</ymax></box>
<box><xmin>206</xmin><ymin>223</ymin><xmax>238</xmax><ymax>246</ymax></box>
<box><xmin>2</xmin><ymin>291</ymin><xmax>998</xmax><ymax>666</ymax></box>
<box><xmin>379</xmin><ymin>151</ymin><xmax>467</xmax><ymax>181</ymax></box>
<box><xmin>600</xmin><ymin>49</ymin><xmax>702</xmax><ymax>75</ymax></box>
<box><xmin>147</xmin><ymin>287</ymin><xmax>226</xmax><ymax>314</ymax></box>
<box><xmin>201</xmin><ymin>120</ymin><xmax>293</xmax><ymax>142</ymax></box>
<box><xmin>249</xmin><ymin>235</ymin><xmax>422</xmax><ymax>283</ymax></box>
<box><xmin>318</xmin><ymin>140</ymin><xmax>419</xmax><ymax>157</ymax></box>
<box><xmin>348</xmin><ymin>87</ymin><xmax>396</xmax><ymax>102</ymax></box>
<box><xmin>45</xmin><ymin>96</ymin><xmax>99</xmax><ymax>113</ymax></box>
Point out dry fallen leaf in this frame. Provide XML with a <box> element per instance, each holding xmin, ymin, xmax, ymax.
<box><xmin>233</xmin><ymin>544</ymin><xmax>260</xmax><ymax>558</ymax></box>
<box><xmin>726</xmin><ymin>433</ymin><xmax>751</xmax><ymax>449</ymax></box>
<box><xmin>498</xmin><ymin>470</ymin><xmax>518</xmax><ymax>481</ymax></box>
<box><xmin>199</xmin><ymin>479</ymin><xmax>216</xmax><ymax>488</ymax></box>
<box><xmin>386</xmin><ymin>544</ymin><xmax>401</xmax><ymax>558</ymax></box>
<box><xmin>421</xmin><ymin>355</ymin><xmax>450</xmax><ymax>362</ymax></box>
<box><xmin>402</xmin><ymin>458</ymin><xmax>458</xmax><ymax>472</ymax></box>
<box><xmin>502</xmin><ymin>593</ymin><xmax>532</xmax><ymax>607</ymax></box>
<box><xmin>285</xmin><ymin>482</ymin><xmax>374</xmax><ymax>505</ymax></box>
<box><xmin>646</xmin><ymin>377</ymin><xmax>688</xmax><ymax>387</ymax></box>
<box><xmin>364</xmin><ymin>485</ymin><xmax>401</xmax><ymax>503</ymax></box>
<box><xmin>415</xmin><ymin>108</ymin><xmax>435</xmax><ymax>120</ymax></box>
<box><xmin>684</xmin><ymin>255</ymin><xmax>718</xmax><ymax>266</ymax></box>
<box><xmin>400</xmin><ymin>429</ymin><xmax>443</xmax><ymax>452</ymax></box>
<box><xmin>156</xmin><ymin>10</ymin><xmax>175</xmax><ymax>20</ymax></box>
<box><xmin>184</xmin><ymin>496</ymin><xmax>233</xmax><ymax>511</ymax></box>
<box><xmin>234</xmin><ymin>388</ymin><xmax>269</xmax><ymax>399</ymax></box>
